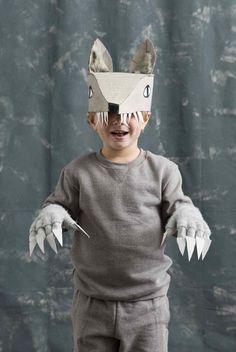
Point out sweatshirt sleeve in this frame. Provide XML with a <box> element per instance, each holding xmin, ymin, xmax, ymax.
<box><xmin>161</xmin><ymin>162</ymin><xmax>194</xmax><ymax>226</ymax></box>
<box><xmin>42</xmin><ymin>166</ymin><xmax>79</xmax><ymax>220</ymax></box>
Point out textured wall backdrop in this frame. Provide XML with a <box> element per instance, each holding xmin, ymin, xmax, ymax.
<box><xmin>0</xmin><ymin>0</ymin><xmax>236</xmax><ymax>351</ymax></box>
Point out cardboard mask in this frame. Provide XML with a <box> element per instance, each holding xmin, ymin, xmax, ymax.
<box><xmin>87</xmin><ymin>38</ymin><xmax>156</xmax><ymax>125</ymax></box>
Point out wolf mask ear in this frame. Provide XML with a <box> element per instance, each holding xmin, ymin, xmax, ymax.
<box><xmin>129</xmin><ymin>39</ymin><xmax>156</xmax><ymax>74</ymax></box>
<box><xmin>88</xmin><ymin>38</ymin><xmax>113</xmax><ymax>73</ymax></box>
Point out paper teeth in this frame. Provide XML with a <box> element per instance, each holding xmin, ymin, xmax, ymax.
<box><xmin>96</xmin><ymin>112</ymin><xmax>109</xmax><ymax>125</ymax></box>
<box><xmin>104</xmin><ymin>111</ymin><xmax>108</xmax><ymax>124</ymax></box>
<box><xmin>133</xmin><ymin>112</ymin><xmax>138</xmax><ymax>122</ymax></box>
<box><xmin>95</xmin><ymin>111</ymin><xmax>145</xmax><ymax>126</ymax></box>
<box><xmin>137</xmin><ymin>111</ymin><xmax>144</xmax><ymax>123</ymax></box>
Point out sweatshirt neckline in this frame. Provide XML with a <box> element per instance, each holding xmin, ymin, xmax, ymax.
<box><xmin>95</xmin><ymin>148</ymin><xmax>146</xmax><ymax>169</ymax></box>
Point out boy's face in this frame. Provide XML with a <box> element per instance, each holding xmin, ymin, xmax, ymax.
<box><xmin>89</xmin><ymin>112</ymin><xmax>150</xmax><ymax>153</ymax></box>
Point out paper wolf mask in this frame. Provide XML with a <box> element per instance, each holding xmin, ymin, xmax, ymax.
<box><xmin>87</xmin><ymin>38</ymin><xmax>156</xmax><ymax>125</ymax></box>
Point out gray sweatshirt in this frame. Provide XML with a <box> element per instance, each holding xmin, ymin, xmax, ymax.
<box><xmin>43</xmin><ymin>149</ymin><xmax>193</xmax><ymax>301</ymax></box>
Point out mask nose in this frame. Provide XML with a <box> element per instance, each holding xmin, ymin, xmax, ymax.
<box><xmin>108</xmin><ymin>103</ymin><xmax>119</xmax><ymax>114</ymax></box>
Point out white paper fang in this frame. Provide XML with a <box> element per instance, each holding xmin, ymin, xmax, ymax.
<box><xmin>127</xmin><ymin>113</ymin><xmax>131</xmax><ymax>124</ymax></box>
<box><xmin>123</xmin><ymin>113</ymin><xmax>128</xmax><ymax>124</ymax></box>
<box><xmin>133</xmin><ymin>112</ymin><xmax>138</xmax><ymax>121</ymax></box>
<box><xmin>104</xmin><ymin>111</ymin><xmax>108</xmax><ymax>124</ymax></box>
<box><xmin>137</xmin><ymin>111</ymin><xmax>144</xmax><ymax>123</ymax></box>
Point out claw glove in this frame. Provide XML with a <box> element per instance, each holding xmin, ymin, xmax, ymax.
<box><xmin>29</xmin><ymin>204</ymin><xmax>89</xmax><ymax>256</ymax></box>
<box><xmin>161</xmin><ymin>205</ymin><xmax>212</xmax><ymax>261</ymax></box>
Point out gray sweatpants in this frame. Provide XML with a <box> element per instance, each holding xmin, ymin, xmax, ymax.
<box><xmin>71</xmin><ymin>290</ymin><xmax>170</xmax><ymax>352</ymax></box>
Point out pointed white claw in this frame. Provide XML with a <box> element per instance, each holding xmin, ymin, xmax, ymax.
<box><xmin>161</xmin><ymin>231</ymin><xmax>169</xmax><ymax>246</ymax></box>
<box><xmin>36</xmin><ymin>232</ymin><xmax>46</xmax><ymax>253</ymax></box>
<box><xmin>52</xmin><ymin>224</ymin><xmax>63</xmax><ymax>246</ymax></box>
<box><xmin>46</xmin><ymin>233</ymin><xmax>58</xmax><ymax>253</ymax></box>
<box><xmin>161</xmin><ymin>227</ymin><xmax>176</xmax><ymax>246</ymax></box>
<box><xmin>73</xmin><ymin>222</ymin><xmax>90</xmax><ymax>238</ymax></box>
<box><xmin>29</xmin><ymin>237</ymin><xmax>37</xmax><ymax>256</ymax></box>
<box><xmin>177</xmin><ymin>237</ymin><xmax>186</xmax><ymax>256</ymax></box>
<box><xmin>186</xmin><ymin>236</ymin><xmax>195</xmax><ymax>261</ymax></box>
<box><xmin>196</xmin><ymin>236</ymin><xmax>205</xmax><ymax>259</ymax></box>
<box><xmin>202</xmin><ymin>238</ymin><xmax>212</xmax><ymax>260</ymax></box>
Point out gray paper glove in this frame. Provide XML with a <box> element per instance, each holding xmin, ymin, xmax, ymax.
<box><xmin>161</xmin><ymin>205</ymin><xmax>211</xmax><ymax>260</ymax></box>
<box><xmin>29</xmin><ymin>204</ymin><xmax>89</xmax><ymax>256</ymax></box>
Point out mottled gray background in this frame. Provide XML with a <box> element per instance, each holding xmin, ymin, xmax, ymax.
<box><xmin>0</xmin><ymin>0</ymin><xmax>236</xmax><ymax>351</ymax></box>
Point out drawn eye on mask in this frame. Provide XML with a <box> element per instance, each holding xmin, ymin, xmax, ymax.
<box><xmin>88</xmin><ymin>86</ymin><xmax>93</xmax><ymax>99</ymax></box>
<box><xmin>143</xmin><ymin>85</ymin><xmax>151</xmax><ymax>98</ymax></box>
<box><xmin>87</xmin><ymin>38</ymin><xmax>157</xmax><ymax>124</ymax></box>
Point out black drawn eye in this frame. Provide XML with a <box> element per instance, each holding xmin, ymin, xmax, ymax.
<box><xmin>88</xmin><ymin>86</ymin><xmax>93</xmax><ymax>98</ymax></box>
<box><xmin>143</xmin><ymin>85</ymin><xmax>151</xmax><ymax>98</ymax></box>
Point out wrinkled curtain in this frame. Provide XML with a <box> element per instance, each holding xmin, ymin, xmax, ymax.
<box><xmin>0</xmin><ymin>0</ymin><xmax>235</xmax><ymax>351</ymax></box>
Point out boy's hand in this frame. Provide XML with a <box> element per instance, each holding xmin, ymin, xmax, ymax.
<box><xmin>29</xmin><ymin>204</ymin><xmax>90</xmax><ymax>256</ymax></box>
<box><xmin>161</xmin><ymin>205</ymin><xmax>211</xmax><ymax>261</ymax></box>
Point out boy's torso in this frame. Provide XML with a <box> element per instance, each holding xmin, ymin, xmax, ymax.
<box><xmin>45</xmin><ymin>149</ymin><xmax>177</xmax><ymax>301</ymax></box>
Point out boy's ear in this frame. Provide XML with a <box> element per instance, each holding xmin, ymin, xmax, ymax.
<box><xmin>141</xmin><ymin>112</ymin><xmax>151</xmax><ymax>132</ymax></box>
<box><xmin>87</xmin><ymin>112</ymin><xmax>97</xmax><ymax>130</ymax></box>
<box><xmin>88</xmin><ymin>38</ymin><xmax>113</xmax><ymax>73</ymax></box>
<box><xmin>129</xmin><ymin>39</ymin><xmax>156</xmax><ymax>74</ymax></box>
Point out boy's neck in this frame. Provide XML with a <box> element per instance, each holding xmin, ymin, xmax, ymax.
<box><xmin>101</xmin><ymin>146</ymin><xmax>141</xmax><ymax>163</ymax></box>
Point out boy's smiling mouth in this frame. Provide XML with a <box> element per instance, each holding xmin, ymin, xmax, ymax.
<box><xmin>110</xmin><ymin>129</ymin><xmax>129</xmax><ymax>137</ymax></box>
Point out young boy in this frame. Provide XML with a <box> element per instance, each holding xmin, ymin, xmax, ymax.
<box><xmin>29</xmin><ymin>39</ymin><xmax>211</xmax><ymax>352</ymax></box>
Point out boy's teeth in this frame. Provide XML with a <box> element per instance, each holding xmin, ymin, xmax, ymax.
<box><xmin>112</xmin><ymin>131</ymin><xmax>128</xmax><ymax>135</ymax></box>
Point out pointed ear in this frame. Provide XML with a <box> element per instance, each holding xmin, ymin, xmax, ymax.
<box><xmin>88</xmin><ymin>38</ymin><xmax>113</xmax><ymax>73</ymax></box>
<box><xmin>129</xmin><ymin>39</ymin><xmax>156</xmax><ymax>74</ymax></box>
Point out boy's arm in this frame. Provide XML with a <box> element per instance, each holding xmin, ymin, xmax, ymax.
<box><xmin>161</xmin><ymin>163</ymin><xmax>211</xmax><ymax>261</ymax></box>
<box><xmin>42</xmin><ymin>167</ymin><xmax>79</xmax><ymax>219</ymax></box>
<box><xmin>29</xmin><ymin>167</ymin><xmax>89</xmax><ymax>256</ymax></box>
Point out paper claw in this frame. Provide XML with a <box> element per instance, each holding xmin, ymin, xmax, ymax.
<box><xmin>36</xmin><ymin>232</ymin><xmax>46</xmax><ymax>253</ymax></box>
<box><xmin>201</xmin><ymin>238</ymin><xmax>212</xmax><ymax>260</ymax></box>
<box><xmin>161</xmin><ymin>229</ymin><xmax>172</xmax><ymax>246</ymax></box>
<box><xmin>29</xmin><ymin>237</ymin><xmax>37</xmax><ymax>257</ymax></box>
<box><xmin>161</xmin><ymin>227</ymin><xmax>177</xmax><ymax>246</ymax></box>
<box><xmin>73</xmin><ymin>222</ymin><xmax>90</xmax><ymax>238</ymax></box>
<box><xmin>186</xmin><ymin>236</ymin><xmax>195</xmax><ymax>261</ymax></box>
<box><xmin>196</xmin><ymin>236</ymin><xmax>205</xmax><ymax>259</ymax></box>
<box><xmin>52</xmin><ymin>224</ymin><xmax>63</xmax><ymax>246</ymax></box>
<box><xmin>46</xmin><ymin>233</ymin><xmax>58</xmax><ymax>253</ymax></box>
<box><xmin>161</xmin><ymin>231</ymin><xmax>169</xmax><ymax>246</ymax></box>
<box><xmin>176</xmin><ymin>237</ymin><xmax>186</xmax><ymax>256</ymax></box>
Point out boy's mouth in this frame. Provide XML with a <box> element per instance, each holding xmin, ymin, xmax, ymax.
<box><xmin>111</xmin><ymin>131</ymin><xmax>129</xmax><ymax>136</ymax></box>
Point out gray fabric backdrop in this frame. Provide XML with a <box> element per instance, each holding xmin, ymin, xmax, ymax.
<box><xmin>0</xmin><ymin>0</ymin><xmax>235</xmax><ymax>351</ymax></box>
